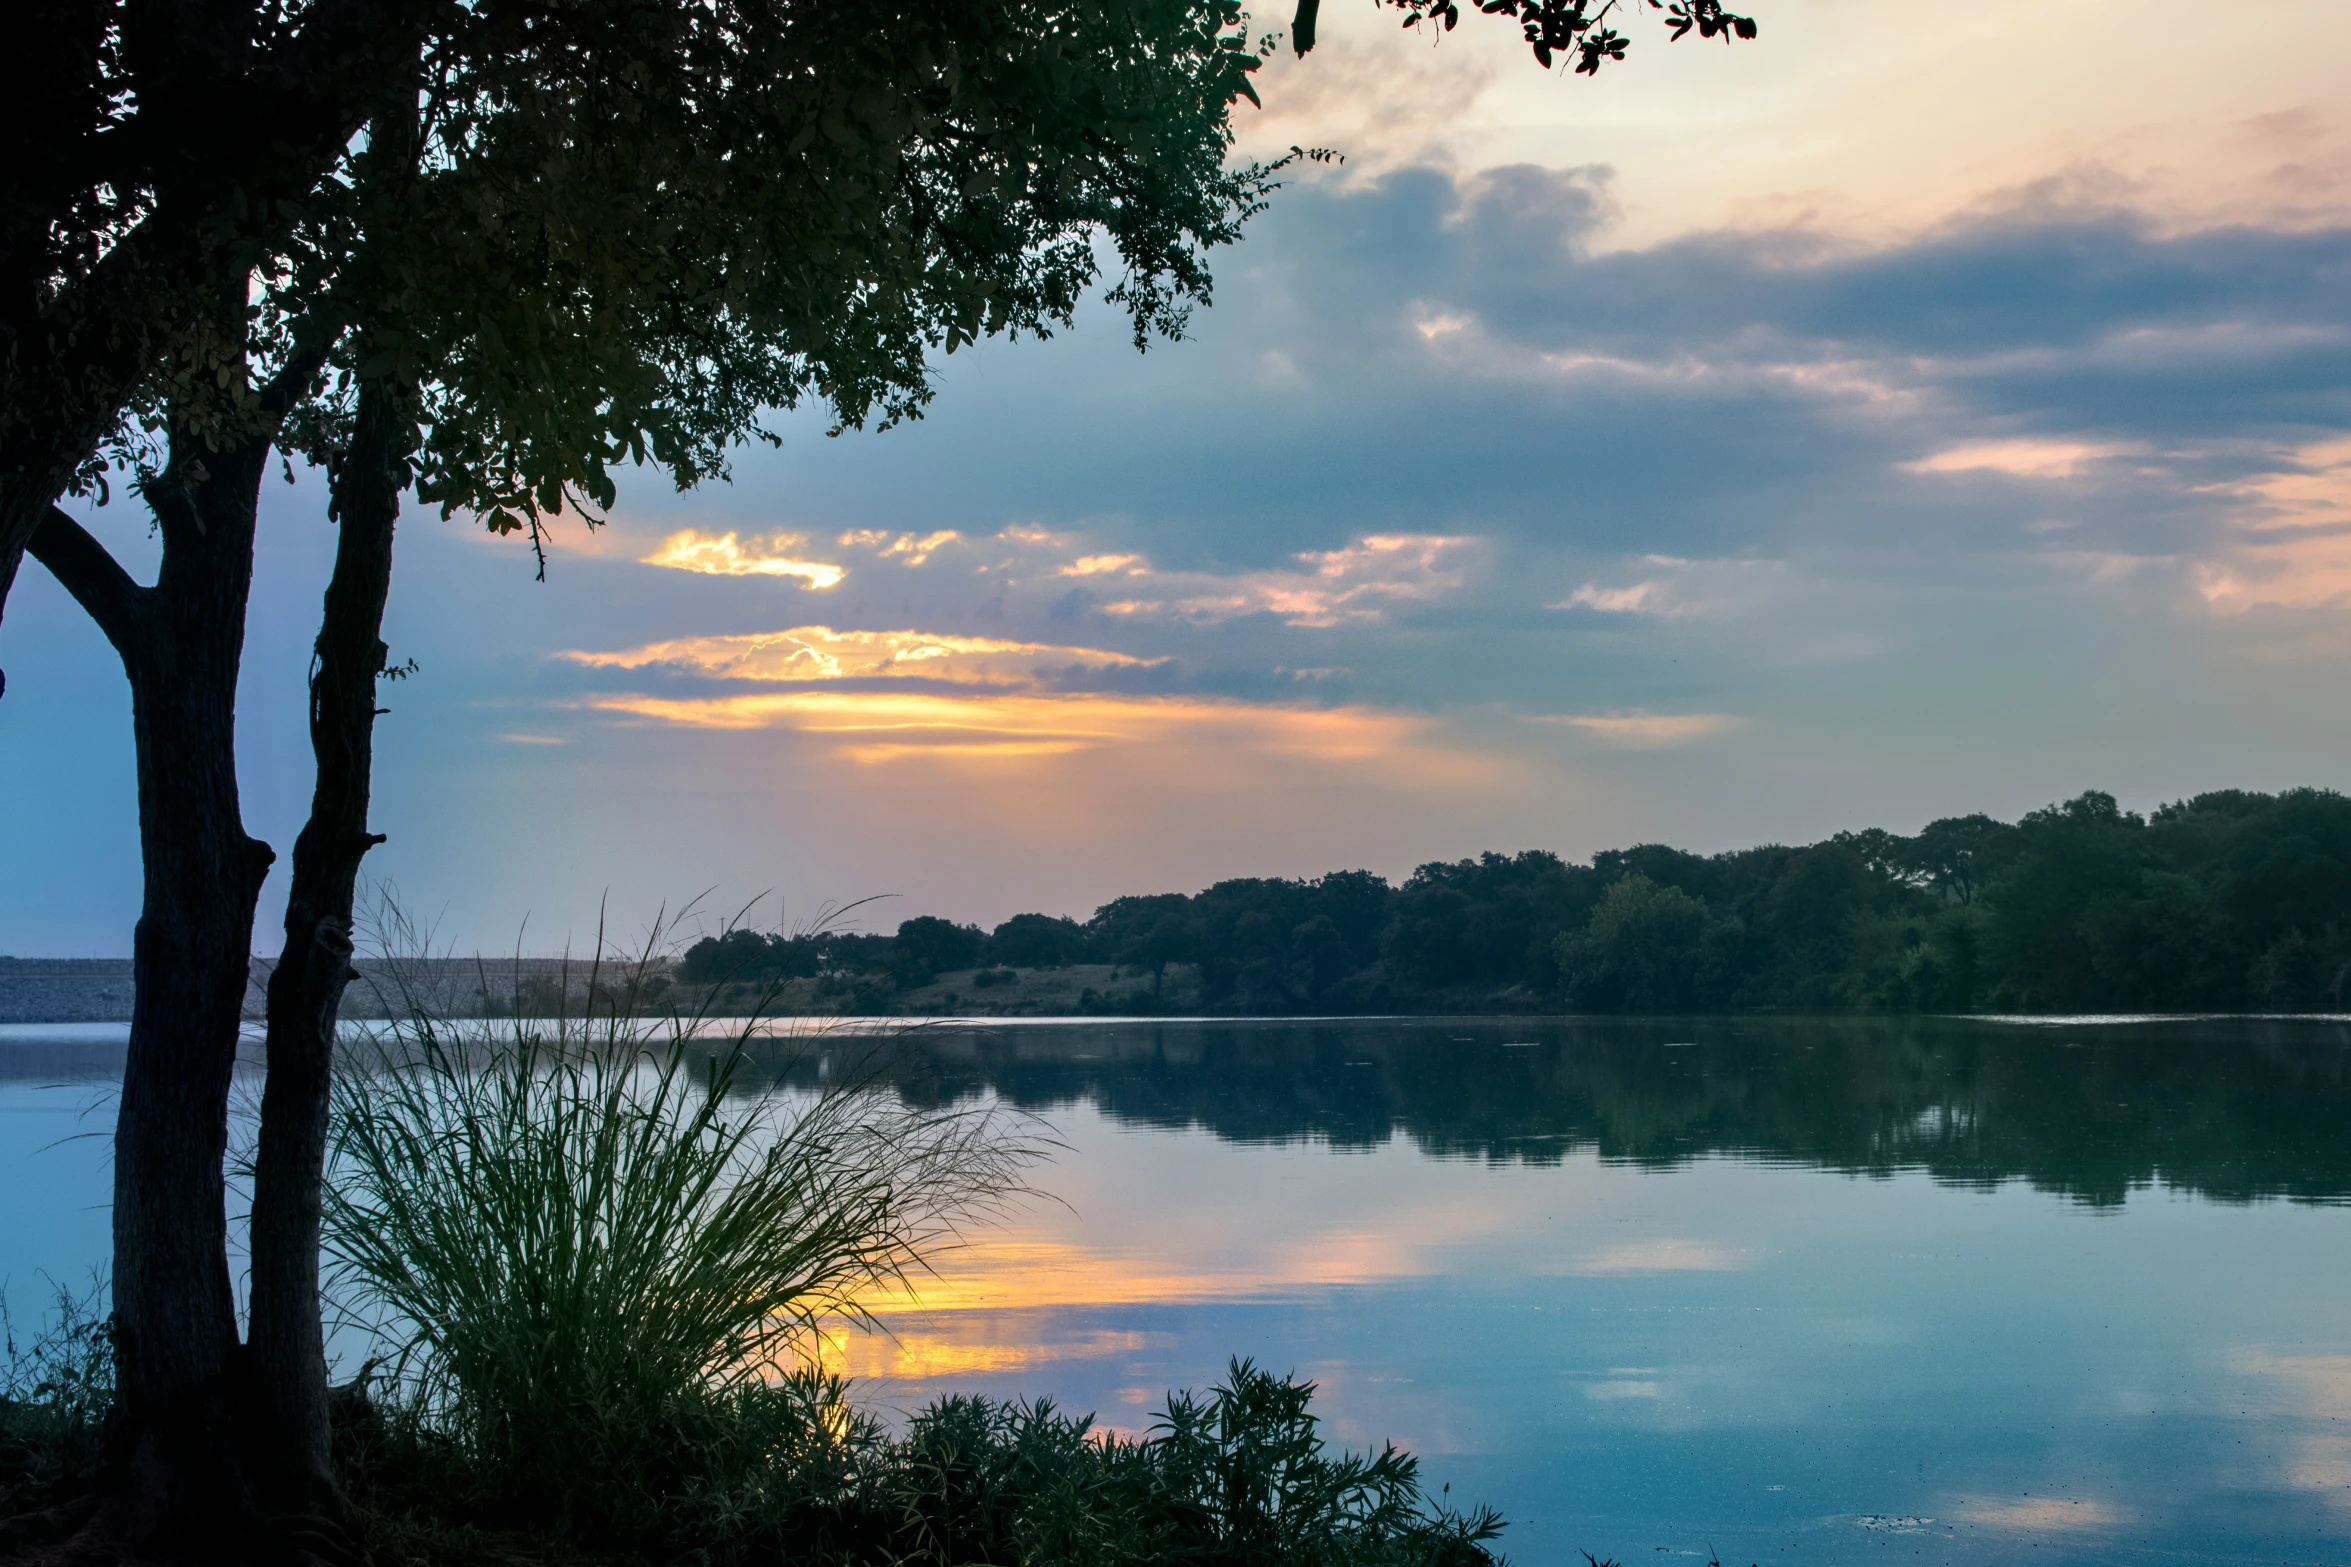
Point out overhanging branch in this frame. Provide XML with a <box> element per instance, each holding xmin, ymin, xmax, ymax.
<box><xmin>28</xmin><ymin>505</ymin><xmax>153</xmax><ymax>661</ymax></box>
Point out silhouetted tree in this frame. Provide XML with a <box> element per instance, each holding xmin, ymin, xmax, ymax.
<box><xmin>8</xmin><ymin>6</ymin><xmax>1763</xmax><ymax>1543</ymax></box>
<box><xmin>988</xmin><ymin>913</ymin><xmax>1093</xmax><ymax>968</ymax></box>
<box><xmin>897</xmin><ymin>917</ymin><xmax>987</xmax><ymax>983</ymax></box>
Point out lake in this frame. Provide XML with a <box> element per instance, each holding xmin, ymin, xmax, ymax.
<box><xmin>4</xmin><ymin>1014</ymin><xmax>2349</xmax><ymax>1565</ymax></box>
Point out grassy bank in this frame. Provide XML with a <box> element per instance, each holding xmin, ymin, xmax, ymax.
<box><xmin>2</xmin><ymin>1313</ymin><xmax>1505</xmax><ymax>1567</ymax></box>
<box><xmin>307</xmin><ymin>994</ymin><xmax>1503</xmax><ymax>1563</ymax></box>
<box><xmin>329</xmin><ymin>1358</ymin><xmax>1505</xmax><ymax>1567</ymax></box>
<box><xmin>1</xmin><ymin>983</ymin><xmax>1510</xmax><ymax>1564</ymax></box>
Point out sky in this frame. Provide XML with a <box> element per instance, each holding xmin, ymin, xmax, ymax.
<box><xmin>5</xmin><ymin>0</ymin><xmax>2351</xmax><ymax>955</ymax></box>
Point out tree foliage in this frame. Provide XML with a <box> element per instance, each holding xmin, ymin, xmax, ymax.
<box><xmin>145</xmin><ymin>0</ymin><xmax>1291</xmax><ymax>565</ymax></box>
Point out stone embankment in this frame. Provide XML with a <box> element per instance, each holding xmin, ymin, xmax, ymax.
<box><xmin>0</xmin><ymin>956</ymin><xmax>617</xmax><ymax>1024</ymax></box>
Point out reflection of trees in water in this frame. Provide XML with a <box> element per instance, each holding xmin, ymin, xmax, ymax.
<box><xmin>856</xmin><ymin>1018</ymin><xmax>2351</xmax><ymax>1209</ymax></box>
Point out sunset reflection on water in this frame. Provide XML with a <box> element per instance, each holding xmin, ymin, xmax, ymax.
<box><xmin>7</xmin><ymin>1017</ymin><xmax>2351</xmax><ymax>1564</ymax></box>
<box><xmin>773</xmin><ymin>1018</ymin><xmax>2351</xmax><ymax>1565</ymax></box>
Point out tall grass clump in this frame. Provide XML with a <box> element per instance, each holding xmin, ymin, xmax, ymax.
<box><xmin>0</xmin><ymin>1278</ymin><xmax>113</xmax><ymax>1534</ymax></box>
<box><xmin>318</xmin><ymin>908</ymin><xmax>1509</xmax><ymax>1565</ymax></box>
<box><xmin>325</xmin><ymin>919</ymin><xmax>1037</xmax><ymax>1535</ymax></box>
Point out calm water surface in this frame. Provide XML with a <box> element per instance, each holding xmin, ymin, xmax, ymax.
<box><xmin>4</xmin><ymin>1015</ymin><xmax>2349</xmax><ymax>1566</ymax></box>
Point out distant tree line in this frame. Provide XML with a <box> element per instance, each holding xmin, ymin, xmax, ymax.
<box><xmin>679</xmin><ymin>789</ymin><xmax>2351</xmax><ymax>1014</ymax></box>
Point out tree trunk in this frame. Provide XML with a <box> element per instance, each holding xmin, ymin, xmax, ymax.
<box><xmin>25</xmin><ymin>345</ymin><xmax>359</xmax><ymax>1558</ymax></box>
<box><xmin>248</xmin><ymin>377</ymin><xmax>409</xmax><ymax>1504</ymax></box>
<box><xmin>100</xmin><ymin>429</ymin><xmax>277</xmax><ymax>1547</ymax></box>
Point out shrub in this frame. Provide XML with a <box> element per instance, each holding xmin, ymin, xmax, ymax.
<box><xmin>672</xmin><ymin>1359</ymin><xmax>1506</xmax><ymax>1567</ymax></box>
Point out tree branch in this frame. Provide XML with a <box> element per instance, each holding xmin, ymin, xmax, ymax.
<box><xmin>28</xmin><ymin>505</ymin><xmax>152</xmax><ymax>660</ymax></box>
<box><xmin>260</xmin><ymin>340</ymin><xmax>335</xmax><ymax>422</ymax></box>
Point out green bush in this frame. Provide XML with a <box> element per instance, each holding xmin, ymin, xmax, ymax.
<box><xmin>657</xmin><ymin>1359</ymin><xmax>1504</xmax><ymax>1567</ymax></box>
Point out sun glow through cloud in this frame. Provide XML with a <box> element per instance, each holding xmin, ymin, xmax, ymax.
<box><xmin>580</xmin><ymin>688</ymin><xmax>1459</xmax><ymax>771</ymax></box>
<box><xmin>838</xmin><ymin>528</ymin><xmax>965</xmax><ymax>564</ymax></box>
<box><xmin>641</xmin><ymin>530</ymin><xmax>845</xmax><ymax>587</ymax></box>
<box><xmin>1059</xmin><ymin>554</ymin><xmax>1144</xmax><ymax>576</ymax></box>
<box><xmin>560</xmin><ymin>617</ymin><xmax>1508</xmax><ymax>780</ymax></box>
<box><xmin>565</xmin><ymin>625</ymin><xmax>1158</xmax><ymax>686</ymax></box>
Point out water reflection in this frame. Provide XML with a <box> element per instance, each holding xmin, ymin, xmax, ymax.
<box><xmin>801</xmin><ymin>1015</ymin><xmax>2351</xmax><ymax>1206</ymax></box>
<box><xmin>7</xmin><ymin>1016</ymin><xmax>2350</xmax><ymax>1562</ymax></box>
<box><xmin>15</xmin><ymin>1012</ymin><xmax>2347</xmax><ymax>1208</ymax></box>
<box><xmin>786</xmin><ymin>1018</ymin><xmax>2351</xmax><ymax>1563</ymax></box>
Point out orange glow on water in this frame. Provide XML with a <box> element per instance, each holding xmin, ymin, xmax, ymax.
<box><xmin>811</xmin><ymin>1324</ymin><xmax>1165</xmax><ymax>1382</ymax></box>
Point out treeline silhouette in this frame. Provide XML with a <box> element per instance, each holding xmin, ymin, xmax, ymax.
<box><xmin>682</xmin><ymin>788</ymin><xmax>2351</xmax><ymax>1014</ymax></box>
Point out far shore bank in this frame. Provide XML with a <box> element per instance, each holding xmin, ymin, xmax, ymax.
<box><xmin>0</xmin><ymin>954</ymin><xmax>1533</xmax><ymax>1024</ymax></box>
<box><xmin>10</xmin><ymin>956</ymin><xmax>2351</xmax><ymax>1029</ymax></box>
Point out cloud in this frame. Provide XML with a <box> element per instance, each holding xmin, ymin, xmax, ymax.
<box><xmin>1902</xmin><ymin>439</ymin><xmax>2139</xmax><ymax>479</ymax></box>
<box><xmin>839</xmin><ymin>529</ymin><xmax>964</xmax><ymax>565</ymax></box>
<box><xmin>1059</xmin><ymin>554</ymin><xmax>1144</xmax><ymax>577</ymax></box>
<box><xmin>1532</xmin><ymin>712</ymin><xmax>1747</xmax><ymax>748</ymax></box>
<box><xmin>1547</xmin><ymin>558</ymin><xmax>1792</xmax><ymax>626</ymax></box>
<box><xmin>1099</xmin><ymin>534</ymin><xmax>1479</xmax><ymax>628</ymax></box>
<box><xmin>1557</xmin><ymin>579</ymin><xmax>1669</xmax><ymax>614</ymax></box>
<box><xmin>562</xmin><ymin>620</ymin><xmax>1503</xmax><ymax>776</ymax></box>
<box><xmin>564</xmin><ymin>625</ymin><xmax>1158</xmax><ymax>688</ymax></box>
<box><xmin>258</xmin><ymin>153</ymin><xmax>2351</xmax><ymax>950</ymax></box>
<box><xmin>2195</xmin><ymin>435</ymin><xmax>2351</xmax><ymax>610</ymax></box>
<box><xmin>1583</xmin><ymin>1378</ymin><xmax>1664</xmax><ymax>1401</ymax></box>
<box><xmin>642</xmin><ymin>530</ymin><xmax>844</xmax><ymax>588</ymax></box>
<box><xmin>1234</xmin><ymin>0</ymin><xmax>2351</xmax><ymax>252</ymax></box>
<box><xmin>580</xmin><ymin>688</ymin><xmax>1466</xmax><ymax>771</ymax></box>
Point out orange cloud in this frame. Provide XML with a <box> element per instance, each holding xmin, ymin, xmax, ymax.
<box><xmin>1902</xmin><ymin>439</ymin><xmax>2137</xmax><ymax>479</ymax></box>
<box><xmin>1059</xmin><ymin>554</ymin><xmax>1145</xmax><ymax>577</ymax></box>
<box><xmin>1235</xmin><ymin>0</ymin><xmax>2351</xmax><ymax>253</ymax></box>
<box><xmin>642</xmin><ymin>530</ymin><xmax>846</xmax><ymax>588</ymax></box>
<box><xmin>2195</xmin><ymin>437</ymin><xmax>2351</xmax><ymax>611</ymax></box>
<box><xmin>583</xmin><ymin>688</ymin><xmax>1461</xmax><ymax>772</ymax></box>
<box><xmin>565</xmin><ymin>625</ymin><xmax>1159</xmax><ymax>687</ymax></box>
<box><xmin>561</xmin><ymin>619</ymin><xmax>1509</xmax><ymax>785</ymax></box>
<box><xmin>838</xmin><ymin>529</ymin><xmax>964</xmax><ymax>565</ymax></box>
